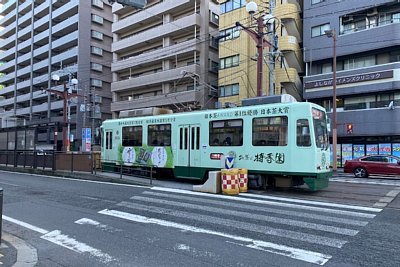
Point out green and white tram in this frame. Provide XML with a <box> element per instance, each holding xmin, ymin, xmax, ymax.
<box><xmin>101</xmin><ymin>102</ymin><xmax>332</xmax><ymax>191</ymax></box>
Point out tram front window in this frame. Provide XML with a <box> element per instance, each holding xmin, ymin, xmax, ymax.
<box><xmin>312</xmin><ymin>108</ymin><xmax>329</xmax><ymax>149</ymax></box>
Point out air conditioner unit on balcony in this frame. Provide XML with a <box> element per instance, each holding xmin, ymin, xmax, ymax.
<box><xmin>367</xmin><ymin>8</ymin><xmax>378</xmax><ymax>16</ymax></box>
<box><xmin>342</xmin><ymin>16</ymin><xmax>354</xmax><ymax>23</ymax></box>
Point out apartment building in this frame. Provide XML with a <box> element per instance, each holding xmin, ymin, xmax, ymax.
<box><xmin>217</xmin><ymin>0</ymin><xmax>303</xmax><ymax>107</ymax></box>
<box><xmin>0</xmin><ymin>0</ymin><xmax>112</xmax><ymax>151</ymax></box>
<box><xmin>303</xmin><ymin>0</ymin><xmax>400</xmax><ymax>166</ymax></box>
<box><xmin>110</xmin><ymin>0</ymin><xmax>220</xmax><ymax>118</ymax></box>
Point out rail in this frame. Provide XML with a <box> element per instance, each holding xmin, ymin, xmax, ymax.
<box><xmin>101</xmin><ymin>159</ymin><xmax>155</xmax><ymax>185</ymax></box>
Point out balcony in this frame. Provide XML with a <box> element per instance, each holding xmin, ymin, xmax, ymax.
<box><xmin>0</xmin><ymin>33</ymin><xmax>16</xmax><ymax>50</ymax></box>
<box><xmin>274</xmin><ymin>3</ymin><xmax>302</xmax><ymax>42</ymax></box>
<box><xmin>17</xmin><ymin>52</ymin><xmax>32</xmax><ymax>65</ymax></box>
<box><xmin>18</xmin><ymin>10</ymin><xmax>33</xmax><ymax>27</ymax></box>
<box><xmin>17</xmin><ymin>38</ymin><xmax>33</xmax><ymax>52</ymax></box>
<box><xmin>33</xmin><ymin>29</ymin><xmax>50</xmax><ymax>45</ymax></box>
<box><xmin>0</xmin><ymin>7</ymin><xmax>16</xmax><ymax>26</ymax></box>
<box><xmin>33</xmin><ymin>13</ymin><xmax>50</xmax><ymax>31</ymax></box>
<box><xmin>112</xmin><ymin>13</ymin><xmax>200</xmax><ymax>53</ymax></box>
<box><xmin>18</xmin><ymin>0</ymin><xmax>31</xmax><ymax>13</ymax></box>
<box><xmin>0</xmin><ymin>0</ymin><xmax>16</xmax><ymax>15</ymax></box>
<box><xmin>52</xmin><ymin>30</ymin><xmax>78</xmax><ymax>51</ymax></box>
<box><xmin>34</xmin><ymin>0</ymin><xmax>50</xmax><ymax>16</ymax></box>
<box><xmin>33</xmin><ymin>58</ymin><xmax>50</xmax><ymax>72</ymax></box>
<box><xmin>0</xmin><ymin>58</ymin><xmax>16</xmax><ymax>73</ymax></box>
<box><xmin>51</xmin><ymin>47</ymin><xmax>78</xmax><ymax>65</ymax></box>
<box><xmin>278</xmin><ymin>36</ymin><xmax>303</xmax><ymax>72</ymax></box>
<box><xmin>52</xmin><ymin>13</ymin><xmax>78</xmax><ymax>35</ymax></box>
<box><xmin>113</xmin><ymin>0</ymin><xmax>191</xmax><ymax>34</ymax></box>
<box><xmin>0</xmin><ymin>20</ymin><xmax>16</xmax><ymax>37</ymax></box>
<box><xmin>17</xmin><ymin>24</ymin><xmax>32</xmax><ymax>40</ymax></box>
<box><xmin>17</xmin><ymin>65</ymin><xmax>32</xmax><ymax>77</ymax></box>
<box><xmin>0</xmin><ymin>85</ymin><xmax>15</xmax><ymax>96</ymax></box>
<box><xmin>276</xmin><ymin>67</ymin><xmax>302</xmax><ymax>100</ymax></box>
<box><xmin>16</xmin><ymin>80</ymin><xmax>31</xmax><ymax>91</ymax></box>
<box><xmin>112</xmin><ymin>39</ymin><xmax>198</xmax><ymax>72</ymax></box>
<box><xmin>0</xmin><ymin>48</ymin><xmax>16</xmax><ymax>61</ymax></box>
<box><xmin>0</xmin><ymin>72</ymin><xmax>15</xmax><ymax>84</ymax></box>
<box><xmin>33</xmin><ymin>44</ymin><xmax>50</xmax><ymax>58</ymax></box>
<box><xmin>52</xmin><ymin>0</ymin><xmax>78</xmax><ymax>20</ymax></box>
<box><xmin>111</xmin><ymin>90</ymin><xmax>203</xmax><ymax>112</ymax></box>
<box><xmin>111</xmin><ymin>65</ymin><xmax>200</xmax><ymax>92</ymax></box>
<box><xmin>0</xmin><ymin>97</ymin><xmax>14</xmax><ymax>107</ymax></box>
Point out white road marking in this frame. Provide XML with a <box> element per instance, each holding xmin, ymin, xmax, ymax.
<box><xmin>373</xmin><ymin>188</ymin><xmax>400</xmax><ymax>207</ymax></box>
<box><xmin>75</xmin><ymin>218</ymin><xmax>121</xmax><ymax>233</ymax></box>
<box><xmin>41</xmin><ymin>230</ymin><xmax>114</xmax><ymax>264</ymax></box>
<box><xmin>2</xmin><ymin>215</ymin><xmax>115</xmax><ymax>263</ymax></box>
<box><xmin>150</xmin><ymin>187</ymin><xmax>379</xmax><ymax>218</ymax></box>
<box><xmin>0</xmin><ymin>170</ymin><xmax>149</xmax><ymax>188</ymax></box>
<box><xmin>98</xmin><ymin>209</ymin><xmax>332</xmax><ymax>265</ymax></box>
<box><xmin>143</xmin><ymin>191</ymin><xmax>370</xmax><ymax>226</ymax></box>
<box><xmin>131</xmin><ymin>196</ymin><xmax>359</xmax><ymax>236</ymax></box>
<box><xmin>3</xmin><ymin>215</ymin><xmax>48</xmax><ymax>234</ymax></box>
<box><xmin>330</xmin><ymin>177</ymin><xmax>400</xmax><ymax>186</ymax></box>
<box><xmin>240</xmin><ymin>193</ymin><xmax>382</xmax><ymax>213</ymax></box>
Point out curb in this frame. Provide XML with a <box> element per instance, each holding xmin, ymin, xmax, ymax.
<box><xmin>2</xmin><ymin>232</ymin><xmax>37</xmax><ymax>267</ymax></box>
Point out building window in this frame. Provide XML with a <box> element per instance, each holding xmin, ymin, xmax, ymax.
<box><xmin>219</xmin><ymin>26</ymin><xmax>240</xmax><ymax>42</ymax></box>
<box><xmin>220</xmin><ymin>55</ymin><xmax>239</xmax><ymax>70</ymax></box>
<box><xmin>91</xmin><ymin>46</ymin><xmax>103</xmax><ymax>56</ymax></box>
<box><xmin>343</xmin><ymin>55</ymin><xmax>375</xmax><ymax>70</ymax></box>
<box><xmin>210</xmin><ymin>12</ymin><xmax>219</xmax><ymax>25</ymax></box>
<box><xmin>91</xmin><ymin>79</ymin><xmax>103</xmax><ymax>87</ymax></box>
<box><xmin>91</xmin><ymin>30</ymin><xmax>103</xmax><ymax>40</ymax></box>
<box><xmin>311</xmin><ymin>23</ymin><xmax>330</xmax><ymax>37</ymax></box>
<box><xmin>92</xmin><ymin>0</ymin><xmax>103</xmax><ymax>8</ymax></box>
<box><xmin>219</xmin><ymin>83</ymin><xmax>239</xmax><ymax>97</ymax></box>
<box><xmin>311</xmin><ymin>0</ymin><xmax>325</xmax><ymax>4</ymax></box>
<box><xmin>92</xmin><ymin>14</ymin><xmax>104</xmax><ymax>24</ymax></box>
<box><xmin>220</xmin><ymin>0</ymin><xmax>246</xmax><ymax>14</ymax></box>
<box><xmin>91</xmin><ymin>63</ymin><xmax>103</xmax><ymax>72</ymax></box>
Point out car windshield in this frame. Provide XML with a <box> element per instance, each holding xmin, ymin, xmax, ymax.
<box><xmin>312</xmin><ymin>108</ymin><xmax>329</xmax><ymax>149</ymax></box>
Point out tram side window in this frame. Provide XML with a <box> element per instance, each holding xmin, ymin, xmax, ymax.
<box><xmin>209</xmin><ymin>119</ymin><xmax>243</xmax><ymax>146</ymax></box>
<box><xmin>296</xmin><ymin>119</ymin><xmax>311</xmax><ymax>147</ymax></box>
<box><xmin>106</xmin><ymin>131</ymin><xmax>112</xmax><ymax>149</ymax></box>
<box><xmin>148</xmin><ymin>124</ymin><xmax>171</xmax><ymax>146</ymax></box>
<box><xmin>122</xmin><ymin>126</ymin><xmax>142</xmax><ymax>146</ymax></box>
<box><xmin>252</xmin><ymin>116</ymin><xmax>288</xmax><ymax>146</ymax></box>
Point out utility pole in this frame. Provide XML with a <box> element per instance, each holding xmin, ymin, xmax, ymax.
<box><xmin>236</xmin><ymin>18</ymin><xmax>272</xmax><ymax>97</ymax></box>
<box><xmin>325</xmin><ymin>29</ymin><xmax>337</xmax><ymax>173</ymax></box>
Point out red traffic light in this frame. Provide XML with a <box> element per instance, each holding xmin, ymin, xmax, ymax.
<box><xmin>346</xmin><ymin>123</ymin><xmax>353</xmax><ymax>134</ymax></box>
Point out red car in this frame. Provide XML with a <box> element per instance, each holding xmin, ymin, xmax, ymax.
<box><xmin>344</xmin><ymin>155</ymin><xmax>400</xmax><ymax>178</ymax></box>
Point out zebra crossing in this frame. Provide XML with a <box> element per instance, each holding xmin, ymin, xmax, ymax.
<box><xmin>93</xmin><ymin>187</ymin><xmax>382</xmax><ymax>266</ymax></box>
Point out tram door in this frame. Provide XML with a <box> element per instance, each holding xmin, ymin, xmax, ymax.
<box><xmin>177</xmin><ymin>124</ymin><xmax>201</xmax><ymax>177</ymax></box>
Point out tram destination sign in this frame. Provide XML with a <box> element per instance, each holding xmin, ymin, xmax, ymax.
<box><xmin>304</xmin><ymin>70</ymin><xmax>393</xmax><ymax>89</ymax></box>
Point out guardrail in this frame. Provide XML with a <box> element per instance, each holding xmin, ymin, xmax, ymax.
<box><xmin>101</xmin><ymin>160</ymin><xmax>155</xmax><ymax>185</ymax></box>
<box><xmin>0</xmin><ymin>150</ymin><xmax>101</xmax><ymax>174</ymax></box>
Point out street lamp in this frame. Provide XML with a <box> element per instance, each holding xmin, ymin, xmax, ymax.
<box><xmin>45</xmin><ymin>75</ymin><xmax>78</xmax><ymax>152</ymax></box>
<box><xmin>236</xmin><ymin>1</ymin><xmax>275</xmax><ymax>97</ymax></box>
<box><xmin>325</xmin><ymin>29</ymin><xmax>337</xmax><ymax>173</ymax></box>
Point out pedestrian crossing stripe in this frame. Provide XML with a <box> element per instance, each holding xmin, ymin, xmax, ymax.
<box><xmin>98</xmin><ymin>209</ymin><xmax>332</xmax><ymax>265</ymax></box>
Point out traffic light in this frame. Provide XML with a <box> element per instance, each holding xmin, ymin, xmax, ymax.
<box><xmin>346</xmin><ymin>123</ymin><xmax>353</xmax><ymax>134</ymax></box>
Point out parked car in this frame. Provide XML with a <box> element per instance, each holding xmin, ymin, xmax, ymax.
<box><xmin>344</xmin><ymin>155</ymin><xmax>400</xmax><ymax>178</ymax></box>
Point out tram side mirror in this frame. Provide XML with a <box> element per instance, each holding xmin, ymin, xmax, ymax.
<box><xmin>397</xmin><ymin>161</ymin><xmax>400</xmax><ymax>165</ymax></box>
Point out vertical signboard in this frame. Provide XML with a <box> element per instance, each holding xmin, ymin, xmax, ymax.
<box><xmin>85</xmin><ymin>128</ymin><xmax>91</xmax><ymax>152</ymax></box>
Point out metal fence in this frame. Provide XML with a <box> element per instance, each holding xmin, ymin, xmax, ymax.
<box><xmin>0</xmin><ymin>150</ymin><xmax>101</xmax><ymax>174</ymax></box>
